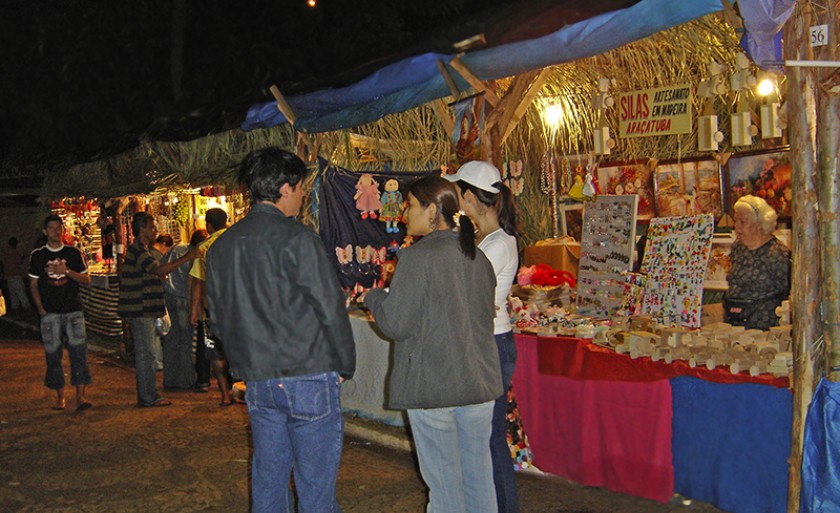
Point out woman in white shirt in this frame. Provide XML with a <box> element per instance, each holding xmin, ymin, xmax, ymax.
<box><xmin>446</xmin><ymin>161</ymin><xmax>522</xmax><ymax>513</ymax></box>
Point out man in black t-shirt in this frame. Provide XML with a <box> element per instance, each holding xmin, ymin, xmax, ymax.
<box><xmin>29</xmin><ymin>214</ymin><xmax>93</xmax><ymax>412</ymax></box>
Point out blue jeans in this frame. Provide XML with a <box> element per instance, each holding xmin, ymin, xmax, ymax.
<box><xmin>40</xmin><ymin>311</ymin><xmax>90</xmax><ymax>389</ymax></box>
<box><xmin>491</xmin><ymin>331</ymin><xmax>519</xmax><ymax>513</ymax></box>
<box><xmin>246</xmin><ymin>372</ymin><xmax>344</xmax><ymax>513</ymax></box>
<box><xmin>163</xmin><ymin>295</ymin><xmax>194</xmax><ymax>389</ymax></box>
<box><xmin>408</xmin><ymin>400</ymin><xmax>497</xmax><ymax>513</ymax></box>
<box><xmin>128</xmin><ymin>317</ymin><xmax>162</xmax><ymax>405</ymax></box>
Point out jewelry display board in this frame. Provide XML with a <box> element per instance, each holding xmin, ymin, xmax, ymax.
<box><xmin>640</xmin><ymin>214</ymin><xmax>714</xmax><ymax>327</ymax></box>
<box><xmin>576</xmin><ymin>195</ymin><xmax>638</xmax><ymax>317</ymax></box>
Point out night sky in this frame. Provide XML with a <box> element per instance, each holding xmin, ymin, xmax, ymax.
<box><xmin>0</xmin><ymin>0</ymin><xmax>635</xmax><ymax>175</ymax></box>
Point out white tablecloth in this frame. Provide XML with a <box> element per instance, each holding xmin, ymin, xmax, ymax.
<box><xmin>341</xmin><ymin>314</ymin><xmax>405</xmax><ymax>426</ymax></box>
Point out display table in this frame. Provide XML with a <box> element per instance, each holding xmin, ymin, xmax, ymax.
<box><xmin>79</xmin><ymin>273</ymin><xmax>122</xmax><ymax>337</ymax></box>
<box><xmin>513</xmin><ymin>334</ymin><xmax>792</xmax><ymax>513</ymax></box>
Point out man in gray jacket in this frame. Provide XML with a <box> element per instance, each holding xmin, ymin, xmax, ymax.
<box><xmin>206</xmin><ymin>148</ymin><xmax>355</xmax><ymax>513</ymax></box>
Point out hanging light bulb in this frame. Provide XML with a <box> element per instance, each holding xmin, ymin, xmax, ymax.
<box><xmin>307</xmin><ymin>0</ymin><xmax>316</xmax><ymax>7</ymax></box>
<box><xmin>757</xmin><ymin>79</ymin><xmax>775</xmax><ymax>96</ymax></box>
<box><xmin>543</xmin><ymin>103</ymin><xmax>563</xmax><ymax>129</ymax></box>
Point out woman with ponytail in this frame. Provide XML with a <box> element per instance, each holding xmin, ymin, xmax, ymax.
<box><xmin>365</xmin><ymin>175</ymin><xmax>502</xmax><ymax>513</ymax></box>
<box><xmin>447</xmin><ymin>160</ymin><xmax>521</xmax><ymax>513</ymax></box>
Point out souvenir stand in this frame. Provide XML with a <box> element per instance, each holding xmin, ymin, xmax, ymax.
<box><xmin>53</xmin><ymin>188</ymin><xmax>242</xmax><ymax>337</ymax></box>
<box><xmin>237</xmin><ymin>4</ymin><xmax>819</xmax><ymax>509</ymax></box>
<box><xmin>512</xmin><ymin>208</ymin><xmax>791</xmax><ymax>513</ymax></box>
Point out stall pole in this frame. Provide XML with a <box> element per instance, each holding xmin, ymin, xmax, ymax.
<box><xmin>815</xmin><ymin>2</ymin><xmax>840</xmax><ymax>380</ymax></box>
<box><xmin>783</xmin><ymin>4</ymin><xmax>823</xmax><ymax>512</ymax></box>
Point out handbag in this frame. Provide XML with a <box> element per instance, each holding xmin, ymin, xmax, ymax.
<box><xmin>155</xmin><ymin>307</ymin><xmax>171</xmax><ymax>336</ymax></box>
<box><xmin>0</xmin><ymin>295</ymin><xmax>6</xmax><ymax>317</ymax></box>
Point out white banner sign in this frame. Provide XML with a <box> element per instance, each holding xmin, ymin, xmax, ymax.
<box><xmin>618</xmin><ymin>84</ymin><xmax>693</xmax><ymax>138</ymax></box>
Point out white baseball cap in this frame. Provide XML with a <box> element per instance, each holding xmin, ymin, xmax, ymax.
<box><xmin>444</xmin><ymin>161</ymin><xmax>502</xmax><ymax>193</ymax></box>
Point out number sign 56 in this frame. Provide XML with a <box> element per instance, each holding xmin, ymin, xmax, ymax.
<box><xmin>810</xmin><ymin>24</ymin><xmax>828</xmax><ymax>48</ymax></box>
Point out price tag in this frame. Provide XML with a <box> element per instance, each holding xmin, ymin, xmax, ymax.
<box><xmin>810</xmin><ymin>24</ymin><xmax>828</xmax><ymax>47</ymax></box>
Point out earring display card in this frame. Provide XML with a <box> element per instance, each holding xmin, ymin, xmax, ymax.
<box><xmin>576</xmin><ymin>195</ymin><xmax>638</xmax><ymax>318</ymax></box>
<box><xmin>640</xmin><ymin>214</ymin><xmax>714</xmax><ymax>327</ymax></box>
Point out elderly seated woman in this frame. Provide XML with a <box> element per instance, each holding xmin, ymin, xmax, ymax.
<box><xmin>723</xmin><ymin>194</ymin><xmax>791</xmax><ymax>330</ymax></box>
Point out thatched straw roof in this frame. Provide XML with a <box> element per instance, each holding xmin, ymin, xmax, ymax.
<box><xmin>40</xmin><ymin>13</ymin><xmax>774</xmax><ymax>249</ymax></box>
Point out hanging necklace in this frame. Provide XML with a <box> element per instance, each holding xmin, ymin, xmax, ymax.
<box><xmin>540</xmin><ymin>151</ymin><xmax>555</xmax><ymax>195</ymax></box>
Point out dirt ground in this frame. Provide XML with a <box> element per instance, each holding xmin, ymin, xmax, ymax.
<box><xmin>0</xmin><ymin>315</ymin><xmax>727</xmax><ymax>513</ymax></box>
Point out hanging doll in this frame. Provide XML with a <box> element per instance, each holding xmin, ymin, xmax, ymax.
<box><xmin>379</xmin><ymin>178</ymin><xmax>403</xmax><ymax>233</ymax></box>
<box><xmin>568</xmin><ymin>174</ymin><xmax>585</xmax><ymax>201</ymax></box>
<box><xmin>582</xmin><ymin>173</ymin><xmax>597</xmax><ymax>199</ymax></box>
<box><xmin>583</xmin><ymin>157</ymin><xmax>600</xmax><ymax>199</ymax></box>
<box><xmin>354</xmin><ymin>173</ymin><xmax>382</xmax><ymax>219</ymax></box>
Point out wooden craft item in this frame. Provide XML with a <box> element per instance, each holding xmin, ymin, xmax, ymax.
<box><xmin>749</xmin><ymin>361</ymin><xmax>768</xmax><ymax>377</ymax></box>
<box><xmin>755</xmin><ymin>341</ymin><xmax>780</xmax><ymax>362</ymax></box>
<box><xmin>629</xmin><ymin>315</ymin><xmax>655</xmax><ymax>331</ymax></box>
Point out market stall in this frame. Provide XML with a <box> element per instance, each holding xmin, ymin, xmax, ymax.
<box><xmin>33</xmin><ymin>0</ymin><xmax>836</xmax><ymax>507</ymax></box>
<box><xmin>513</xmin><ymin>333</ymin><xmax>791</xmax><ymax>512</ymax></box>
<box><xmin>49</xmin><ymin>189</ymin><xmax>244</xmax><ymax>337</ymax></box>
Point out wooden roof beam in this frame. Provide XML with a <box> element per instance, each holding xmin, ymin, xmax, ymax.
<box><xmin>269</xmin><ymin>84</ymin><xmax>297</xmax><ymax>125</ymax></box>
<box><xmin>431</xmin><ymin>99</ymin><xmax>455</xmax><ymax>140</ymax></box>
<box><xmin>486</xmin><ymin>67</ymin><xmax>551</xmax><ymax>144</ymax></box>
<box><xmin>448</xmin><ymin>55</ymin><xmax>500</xmax><ymax>108</ymax></box>
<box><xmin>436</xmin><ymin>60</ymin><xmax>462</xmax><ymax>102</ymax></box>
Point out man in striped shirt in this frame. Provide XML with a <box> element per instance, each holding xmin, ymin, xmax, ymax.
<box><xmin>118</xmin><ymin>212</ymin><xmax>197</xmax><ymax>407</ymax></box>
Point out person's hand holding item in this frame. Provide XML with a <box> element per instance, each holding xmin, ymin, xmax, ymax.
<box><xmin>46</xmin><ymin>258</ymin><xmax>69</xmax><ymax>277</ymax></box>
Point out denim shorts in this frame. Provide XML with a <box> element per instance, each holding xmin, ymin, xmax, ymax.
<box><xmin>41</xmin><ymin>311</ymin><xmax>87</xmax><ymax>353</ymax></box>
<box><xmin>40</xmin><ymin>310</ymin><xmax>90</xmax><ymax>388</ymax></box>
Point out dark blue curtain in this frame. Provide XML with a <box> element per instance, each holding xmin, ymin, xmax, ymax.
<box><xmin>317</xmin><ymin>159</ymin><xmax>432</xmax><ymax>290</ymax></box>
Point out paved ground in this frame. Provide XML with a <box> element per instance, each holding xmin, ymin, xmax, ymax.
<box><xmin>0</xmin><ymin>311</ymin><xmax>726</xmax><ymax>513</ymax></box>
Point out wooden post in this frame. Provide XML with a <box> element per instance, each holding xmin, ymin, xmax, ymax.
<box><xmin>818</xmin><ymin>1</ymin><xmax>840</xmax><ymax>381</ymax></box>
<box><xmin>783</xmin><ymin>4</ymin><xmax>821</xmax><ymax>512</ymax></box>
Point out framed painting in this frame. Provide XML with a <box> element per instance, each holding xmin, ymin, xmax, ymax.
<box><xmin>704</xmin><ymin>235</ymin><xmax>734</xmax><ymax>290</ymax></box>
<box><xmin>726</xmin><ymin>149</ymin><xmax>791</xmax><ymax>218</ymax></box>
<box><xmin>597</xmin><ymin>161</ymin><xmax>655</xmax><ymax>219</ymax></box>
<box><xmin>654</xmin><ymin>159</ymin><xmax>723</xmax><ymax>219</ymax></box>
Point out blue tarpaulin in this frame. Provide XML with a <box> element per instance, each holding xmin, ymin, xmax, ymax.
<box><xmin>242</xmin><ymin>0</ymin><xmax>722</xmax><ymax>134</ymax></box>
<box><xmin>801</xmin><ymin>378</ymin><xmax>840</xmax><ymax>513</ymax></box>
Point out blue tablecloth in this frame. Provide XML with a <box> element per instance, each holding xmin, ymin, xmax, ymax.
<box><xmin>671</xmin><ymin>377</ymin><xmax>792</xmax><ymax>513</ymax></box>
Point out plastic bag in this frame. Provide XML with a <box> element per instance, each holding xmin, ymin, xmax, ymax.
<box><xmin>155</xmin><ymin>308</ymin><xmax>171</xmax><ymax>336</ymax></box>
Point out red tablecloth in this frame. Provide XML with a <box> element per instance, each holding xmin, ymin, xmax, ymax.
<box><xmin>513</xmin><ymin>334</ymin><xmax>674</xmax><ymax>503</ymax></box>
<box><xmin>535</xmin><ymin>335</ymin><xmax>789</xmax><ymax>388</ymax></box>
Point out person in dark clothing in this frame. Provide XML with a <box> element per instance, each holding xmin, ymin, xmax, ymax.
<box><xmin>206</xmin><ymin>148</ymin><xmax>355</xmax><ymax>513</ymax></box>
<box><xmin>29</xmin><ymin>215</ymin><xmax>92</xmax><ymax>411</ymax></box>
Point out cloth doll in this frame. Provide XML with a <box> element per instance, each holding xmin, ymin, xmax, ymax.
<box><xmin>582</xmin><ymin>172</ymin><xmax>597</xmax><ymax>199</ymax></box>
<box><xmin>379</xmin><ymin>178</ymin><xmax>403</xmax><ymax>233</ymax></box>
<box><xmin>354</xmin><ymin>173</ymin><xmax>382</xmax><ymax>219</ymax></box>
<box><xmin>568</xmin><ymin>174</ymin><xmax>585</xmax><ymax>201</ymax></box>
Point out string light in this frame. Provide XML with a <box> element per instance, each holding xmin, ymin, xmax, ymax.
<box><xmin>307</xmin><ymin>0</ymin><xmax>316</xmax><ymax>7</ymax></box>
